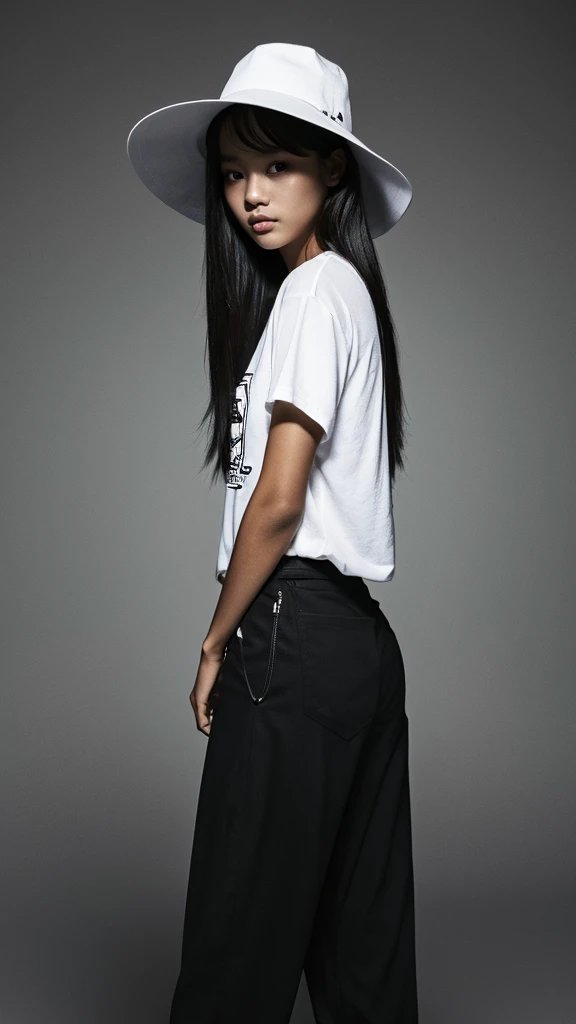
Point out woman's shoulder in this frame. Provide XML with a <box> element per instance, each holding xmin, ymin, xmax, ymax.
<box><xmin>281</xmin><ymin>251</ymin><xmax>372</xmax><ymax>313</ymax></box>
<box><xmin>279</xmin><ymin>251</ymin><xmax>375</xmax><ymax>336</ymax></box>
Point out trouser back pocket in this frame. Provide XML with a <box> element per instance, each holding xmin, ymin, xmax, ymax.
<box><xmin>296</xmin><ymin>612</ymin><xmax>380</xmax><ymax>740</ymax></box>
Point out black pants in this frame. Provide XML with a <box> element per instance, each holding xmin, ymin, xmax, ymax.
<box><xmin>169</xmin><ymin>555</ymin><xmax>419</xmax><ymax>1023</ymax></box>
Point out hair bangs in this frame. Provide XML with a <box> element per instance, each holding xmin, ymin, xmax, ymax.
<box><xmin>218</xmin><ymin>103</ymin><xmax>332</xmax><ymax>158</ymax></box>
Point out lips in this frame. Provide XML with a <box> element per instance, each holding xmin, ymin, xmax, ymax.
<box><xmin>251</xmin><ymin>219</ymin><xmax>276</xmax><ymax>233</ymax></box>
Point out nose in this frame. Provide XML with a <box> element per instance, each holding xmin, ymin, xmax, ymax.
<box><xmin>244</xmin><ymin>172</ymin><xmax>269</xmax><ymax>209</ymax></box>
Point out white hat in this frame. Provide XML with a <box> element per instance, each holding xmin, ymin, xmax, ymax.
<box><xmin>126</xmin><ymin>42</ymin><xmax>412</xmax><ymax>239</ymax></box>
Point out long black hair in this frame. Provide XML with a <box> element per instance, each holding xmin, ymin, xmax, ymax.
<box><xmin>196</xmin><ymin>103</ymin><xmax>408</xmax><ymax>487</ymax></box>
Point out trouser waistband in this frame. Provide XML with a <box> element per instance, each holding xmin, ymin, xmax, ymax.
<box><xmin>273</xmin><ymin>554</ymin><xmax>361</xmax><ymax>584</ymax></box>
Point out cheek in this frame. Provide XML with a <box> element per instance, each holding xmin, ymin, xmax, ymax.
<box><xmin>223</xmin><ymin>185</ymin><xmax>238</xmax><ymax>210</ymax></box>
<box><xmin>277</xmin><ymin>175</ymin><xmax>325</xmax><ymax>215</ymax></box>
<box><xmin>223</xmin><ymin>187</ymin><xmax>247</xmax><ymax>226</ymax></box>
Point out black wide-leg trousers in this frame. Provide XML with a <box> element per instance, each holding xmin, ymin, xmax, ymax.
<box><xmin>169</xmin><ymin>555</ymin><xmax>419</xmax><ymax>1023</ymax></box>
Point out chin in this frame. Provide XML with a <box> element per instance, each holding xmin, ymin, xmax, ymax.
<box><xmin>255</xmin><ymin>237</ymin><xmax>283</xmax><ymax>251</ymax></box>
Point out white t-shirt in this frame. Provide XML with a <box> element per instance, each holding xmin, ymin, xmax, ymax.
<box><xmin>215</xmin><ymin>250</ymin><xmax>395</xmax><ymax>583</ymax></box>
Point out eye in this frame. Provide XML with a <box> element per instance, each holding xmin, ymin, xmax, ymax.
<box><xmin>222</xmin><ymin>161</ymin><xmax>289</xmax><ymax>182</ymax></box>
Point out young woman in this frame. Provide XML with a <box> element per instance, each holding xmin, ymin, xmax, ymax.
<box><xmin>127</xmin><ymin>42</ymin><xmax>418</xmax><ymax>1024</ymax></box>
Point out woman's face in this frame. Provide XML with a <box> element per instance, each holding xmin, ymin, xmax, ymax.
<box><xmin>219</xmin><ymin>118</ymin><xmax>346</xmax><ymax>269</ymax></box>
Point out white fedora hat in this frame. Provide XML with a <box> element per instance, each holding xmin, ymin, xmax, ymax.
<box><xmin>126</xmin><ymin>42</ymin><xmax>412</xmax><ymax>239</ymax></box>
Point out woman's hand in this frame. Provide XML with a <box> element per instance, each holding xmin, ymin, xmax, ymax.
<box><xmin>190</xmin><ymin>641</ymin><xmax>226</xmax><ymax>736</ymax></box>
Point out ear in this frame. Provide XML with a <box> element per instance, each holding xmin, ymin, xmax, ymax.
<box><xmin>323</xmin><ymin>147</ymin><xmax>347</xmax><ymax>188</ymax></box>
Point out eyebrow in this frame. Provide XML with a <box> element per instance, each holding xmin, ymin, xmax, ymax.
<box><xmin>219</xmin><ymin>149</ymin><xmax>286</xmax><ymax>164</ymax></box>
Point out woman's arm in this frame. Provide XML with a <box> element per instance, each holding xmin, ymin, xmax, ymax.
<box><xmin>190</xmin><ymin>400</ymin><xmax>323</xmax><ymax>734</ymax></box>
<box><xmin>204</xmin><ymin>399</ymin><xmax>323</xmax><ymax>656</ymax></box>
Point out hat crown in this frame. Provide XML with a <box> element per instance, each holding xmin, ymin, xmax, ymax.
<box><xmin>220</xmin><ymin>43</ymin><xmax>352</xmax><ymax>133</ymax></box>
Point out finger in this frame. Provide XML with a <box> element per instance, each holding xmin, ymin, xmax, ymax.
<box><xmin>195</xmin><ymin>697</ymin><xmax>211</xmax><ymax>735</ymax></box>
<box><xmin>189</xmin><ymin>691</ymin><xmax>208</xmax><ymax>733</ymax></box>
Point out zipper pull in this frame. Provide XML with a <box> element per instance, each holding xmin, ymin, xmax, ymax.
<box><xmin>273</xmin><ymin>590</ymin><xmax>283</xmax><ymax>614</ymax></box>
<box><xmin>237</xmin><ymin>625</ymin><xmax>243</xmax><ymax>639</ymax></box>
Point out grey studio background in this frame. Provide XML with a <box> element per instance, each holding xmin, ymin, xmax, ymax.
<box><xmin>2</xmin><ymin>2</ymin><xmax>574</xmax><ymax>1022</ymax></box>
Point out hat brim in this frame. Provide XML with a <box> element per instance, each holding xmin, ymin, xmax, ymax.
<box><xmin>126</xmin><ymin>88</ymin><xmax>412</xmax><ymax>239</ymax></box>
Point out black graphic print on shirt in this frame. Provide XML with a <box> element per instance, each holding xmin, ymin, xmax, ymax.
<box><xmin>226</xmin><ymin>372</ymin><xmax>253</xmax><ymax>490</ymax></box>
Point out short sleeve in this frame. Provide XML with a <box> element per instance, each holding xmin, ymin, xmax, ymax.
<box><xmin>265</xmin><ymin>294</ymin><xmax>351</xmax><ymax>444</ymax></box>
